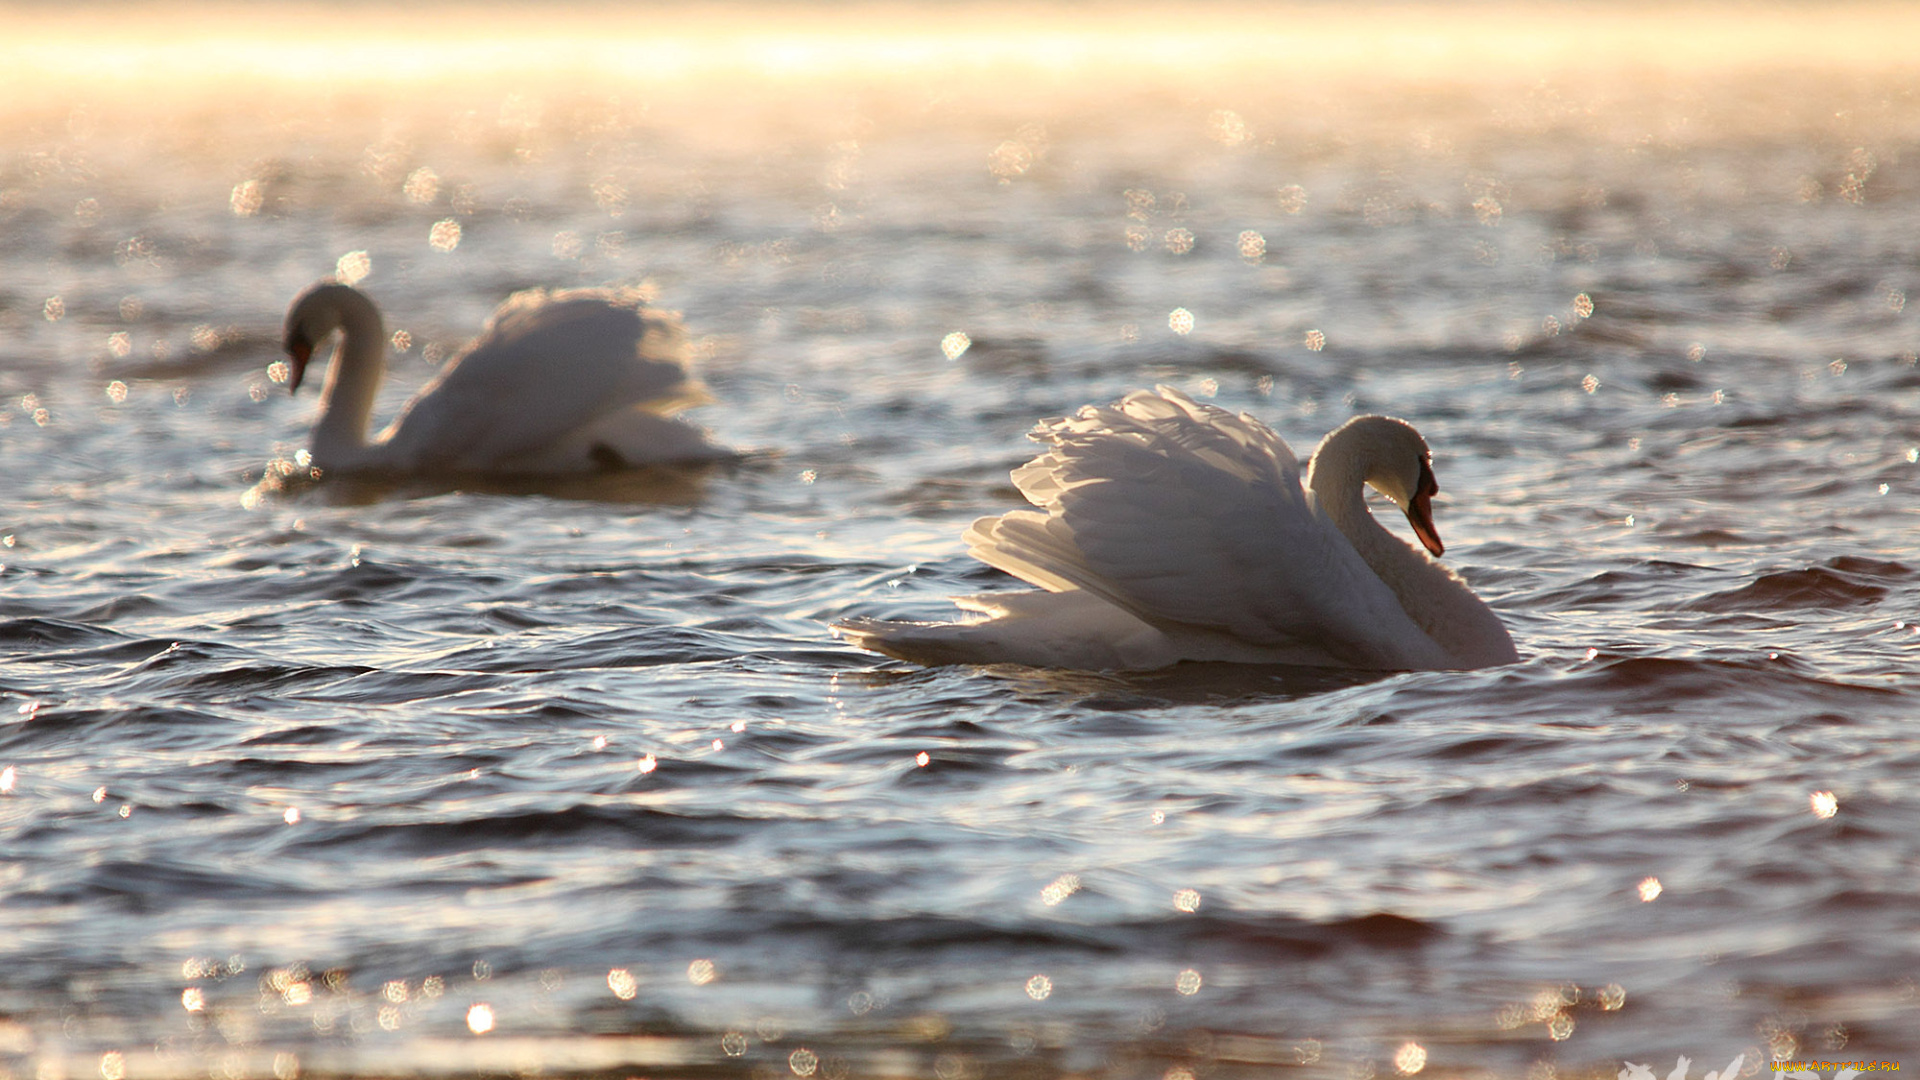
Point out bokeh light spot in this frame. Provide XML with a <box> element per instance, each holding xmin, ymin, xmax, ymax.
<box><xmin>335</xmin><ymin>251</ymin><xmax>371</xmax><ymax>285</ymax></box>
<box><xmin>1040</xmin><ymin>874</ymin><xmax>1081</xmax><ymax>906</ymax></box>
<box><xmin>429</xmin><ymin>219</ymin><xmax>462</xmax><ymax>252</ymax></box>
<box><xmin>607</xmin><ymin>968</ymin><xmax>637</xmax><ymax>1000</ymax></box>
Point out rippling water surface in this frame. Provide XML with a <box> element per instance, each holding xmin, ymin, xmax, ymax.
<box><xmin>3</xmin><ymin>5</ymin><xmax>1920</xmax><ymax>1076</ymax></box>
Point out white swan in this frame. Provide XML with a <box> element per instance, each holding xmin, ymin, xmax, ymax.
<box><xmin>280</xmin><ymin>282</ymin><xmax>729</xmax><ymax>475</ymax></box>
<box><xmin>836</xmin><ymin>386</ymin><xmax>1518</xmax><ymax>671</ymax></box>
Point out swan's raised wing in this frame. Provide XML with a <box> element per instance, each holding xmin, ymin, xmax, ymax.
<box><xmin>965</xmin><ymin>387</ymin><xmax>1446</xmax><ymax>668</ymax></box>
<box><xmin>382</xmin><ymin>288</ymin><xmax>706</xmax><ymax>469</ymax></box>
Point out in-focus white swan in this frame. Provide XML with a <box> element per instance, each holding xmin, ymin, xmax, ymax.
<box><xmin>836</xmin><ymin>386</ymin><xmax>1518</xmax><ymax>671</ymax></box>
<box><xmin>281</xmin><ymin>282</ymin><xmax>730</xmax><ymax>475</ymax></box>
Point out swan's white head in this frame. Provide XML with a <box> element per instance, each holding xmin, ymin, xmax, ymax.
<box><xmin>1321</xmin><ymin>415</ymin><xmax>1445</xmax><ymax>557</ymax></box>
<box><xmin>282</xmin><ymin>282</ymin><xmax>377</xmax><ymax>394</ymax></box>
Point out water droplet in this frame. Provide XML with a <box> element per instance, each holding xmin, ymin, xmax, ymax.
<box><xmin>607</xmin><ymin>968</ymin><xmax>638</xmax><ymax>1000</ymax></box>
<box><xmin>403</xmin><ymin>167</ymin><xmax>441</xmax><ymax>205</ymax></box>
<box><xmin>1207</xmin><ymin>109</ymin><xmax>1249</xmax><ymax>146</ymax></box>
<box><xmin>335</xmin><ymin>250</ymin><xmax>371</xmax><ymax>285</ymax></box>
<box><xmin>1040</xmin><ymin>874</ymin><xmax>1080</xmax><ymax>906</ymax></box>
<box><xmin>1810</xmin><ymin>791</ymin><xmax>1838</xmax><ymax>819</ymax></box>
<box><xmin>988</xmin><ymin>140</ymin><xmax>1034</xmax><ymax>180</ymax></box>
<box><xmin>428</xmin><ymin>219</ymin><xmax>462</xmax><ymax>252</ymax></box>
<box><xmin>231</xmin><ymin>179</ymin><xmax>264</xmax><ymax>217</ymax></box>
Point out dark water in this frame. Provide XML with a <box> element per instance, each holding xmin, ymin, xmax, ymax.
<box><xmin>2</xmin><ymin>6</ymin><xmax>1919</xmax><ymax>1077</ymax></box>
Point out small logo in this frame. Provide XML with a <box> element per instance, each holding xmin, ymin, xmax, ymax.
<box><xmin>1618</xmin><ymin>1055</ymin><xmax>1746</xmax><ymax>1080</ymax></box>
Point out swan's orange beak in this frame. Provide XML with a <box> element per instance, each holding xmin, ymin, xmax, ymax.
<box><xmin>284</xmin><ymin>335</ymin><xmax>312</xmax><ymax>394</ymax></box>
<box><xmin>1407</xmin><ymin>458</ymin><xmax>1444</xmax><ymax>557</ymax></box>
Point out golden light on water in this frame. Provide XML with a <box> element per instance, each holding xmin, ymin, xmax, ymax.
<box><xmin>1637</xmin><ymin>876</ymin><xmax>1663</xmax><ymax>902</ymax></box>
<box><xmin>1392</xmin><ymin>1041</ymin><xmax>1426</xmax><ymax>1075</ymax></box>
<box><xmin>1809</xmin><ymin>790</ymin><xmax>1838</xmax><ymax>819</ymax></box>
<box><xmin>607</xmin><ymin>968</ymin><xmax>638</xmax><ymax>1000</ymax></box>
<box><xmin>1039</xmin><ymin>873</ymin><xmax>1081</xmax><ymax>906</ymax></box>
<box><xmin>465</xmin><ymin>1003</ymin><xmax>494</xmax><ymax>1034</ymax></box>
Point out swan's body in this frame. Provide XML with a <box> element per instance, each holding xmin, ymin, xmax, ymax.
<box><xmin>836</xmin><ymin>387</ymin><xmax>1518</xmax><ymax>672</ymax></box>
<box><xmin>281</xmin><ymin>282</ymin><xmax>729</xmax><ymax>475</ymax></box>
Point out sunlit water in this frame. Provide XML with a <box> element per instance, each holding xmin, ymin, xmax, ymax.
<box><xmin>3</xmin><ymin>5</ymin><xmax>1919</xmax><ymax>1076</ymax></box>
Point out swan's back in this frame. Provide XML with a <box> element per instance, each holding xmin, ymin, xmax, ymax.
<box><xmin>382</xmin><ymin>288</ymin><xmax>708</xmax><ymax>470</ymax></box>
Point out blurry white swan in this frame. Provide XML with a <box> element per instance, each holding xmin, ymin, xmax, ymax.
<box><xmin>281</xmin><ymin>282</ymin><xmax>729</xmax><ymax>475</ymax></box>
<box><xmin>836</xmin><ymin>387</ymin><xmax>1518</xmax><ymax>671</ymax></box>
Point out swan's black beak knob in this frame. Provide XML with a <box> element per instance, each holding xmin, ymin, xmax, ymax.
<box><xmin>284</xmin><ymin>335</ymin><xmax>312</xmax><ymax>394</ymax></box>
<box><xmin>1407</xmin><ymin>458</ymin><xmax>1444</xmax><ymax>557</ymax></box>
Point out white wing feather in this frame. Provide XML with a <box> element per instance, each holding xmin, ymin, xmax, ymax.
<box><xmin>380</xmin><ymin>289</ymin><xmax>704</xmax><ymax>470</ymax></box>
<box><xmin>966</xmin><ymin>387</ymin><xmax>1447</xmax><ymax>668</ymax></box>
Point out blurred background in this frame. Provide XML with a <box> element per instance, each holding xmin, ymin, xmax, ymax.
<box><xmin>2</xmin><ymin>3</ymin><xmax>1918</xmax><ymax>1078</ymax></box>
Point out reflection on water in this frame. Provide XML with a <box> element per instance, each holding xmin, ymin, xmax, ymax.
<box><xmin>2</xmin><ymin>2</ymin><xmax>1920</xmax><ymax>1077</ymax></box>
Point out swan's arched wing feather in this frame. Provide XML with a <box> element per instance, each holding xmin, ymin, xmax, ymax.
<box><xmin>383</xmin><ymin>289</ymin><xmax>704</xmax><ymax>468</ymax></box>
<box><xmin>968</xmin><ymin>387</ymin><xmax>1436</xmax><ymax>666</ymax></box>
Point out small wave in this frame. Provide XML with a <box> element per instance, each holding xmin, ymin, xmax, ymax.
<box><xmin>1688</xmin><ymin>556</ymin><xmax>1913</xmax><ymax>613</ymax></box>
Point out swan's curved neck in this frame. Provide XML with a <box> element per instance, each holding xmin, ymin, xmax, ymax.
<box><xmin>310</xmin><ymin>291</ymin><xmax>386</xmax><ymax>465</ymax></box>
<box><xmin>1305</xmin><ymin>422</ymin><xmax>1515</xmax><ymax>667</ymax></box>
<box><xmin>1305</xmin><ymin>425</ymin><xmax>1419</xmax><ymax>586</ymax></box>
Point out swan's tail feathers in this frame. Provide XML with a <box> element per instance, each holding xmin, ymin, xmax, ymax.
<box><xmin>835</xmin><ymin>592</ymin><xmax>1188</xmax><ymax>671</ymax></box>
<box><xmin>832</xmin><ymin>616</ymin><xmax>997</xmax><ymax>667</ymax></box>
